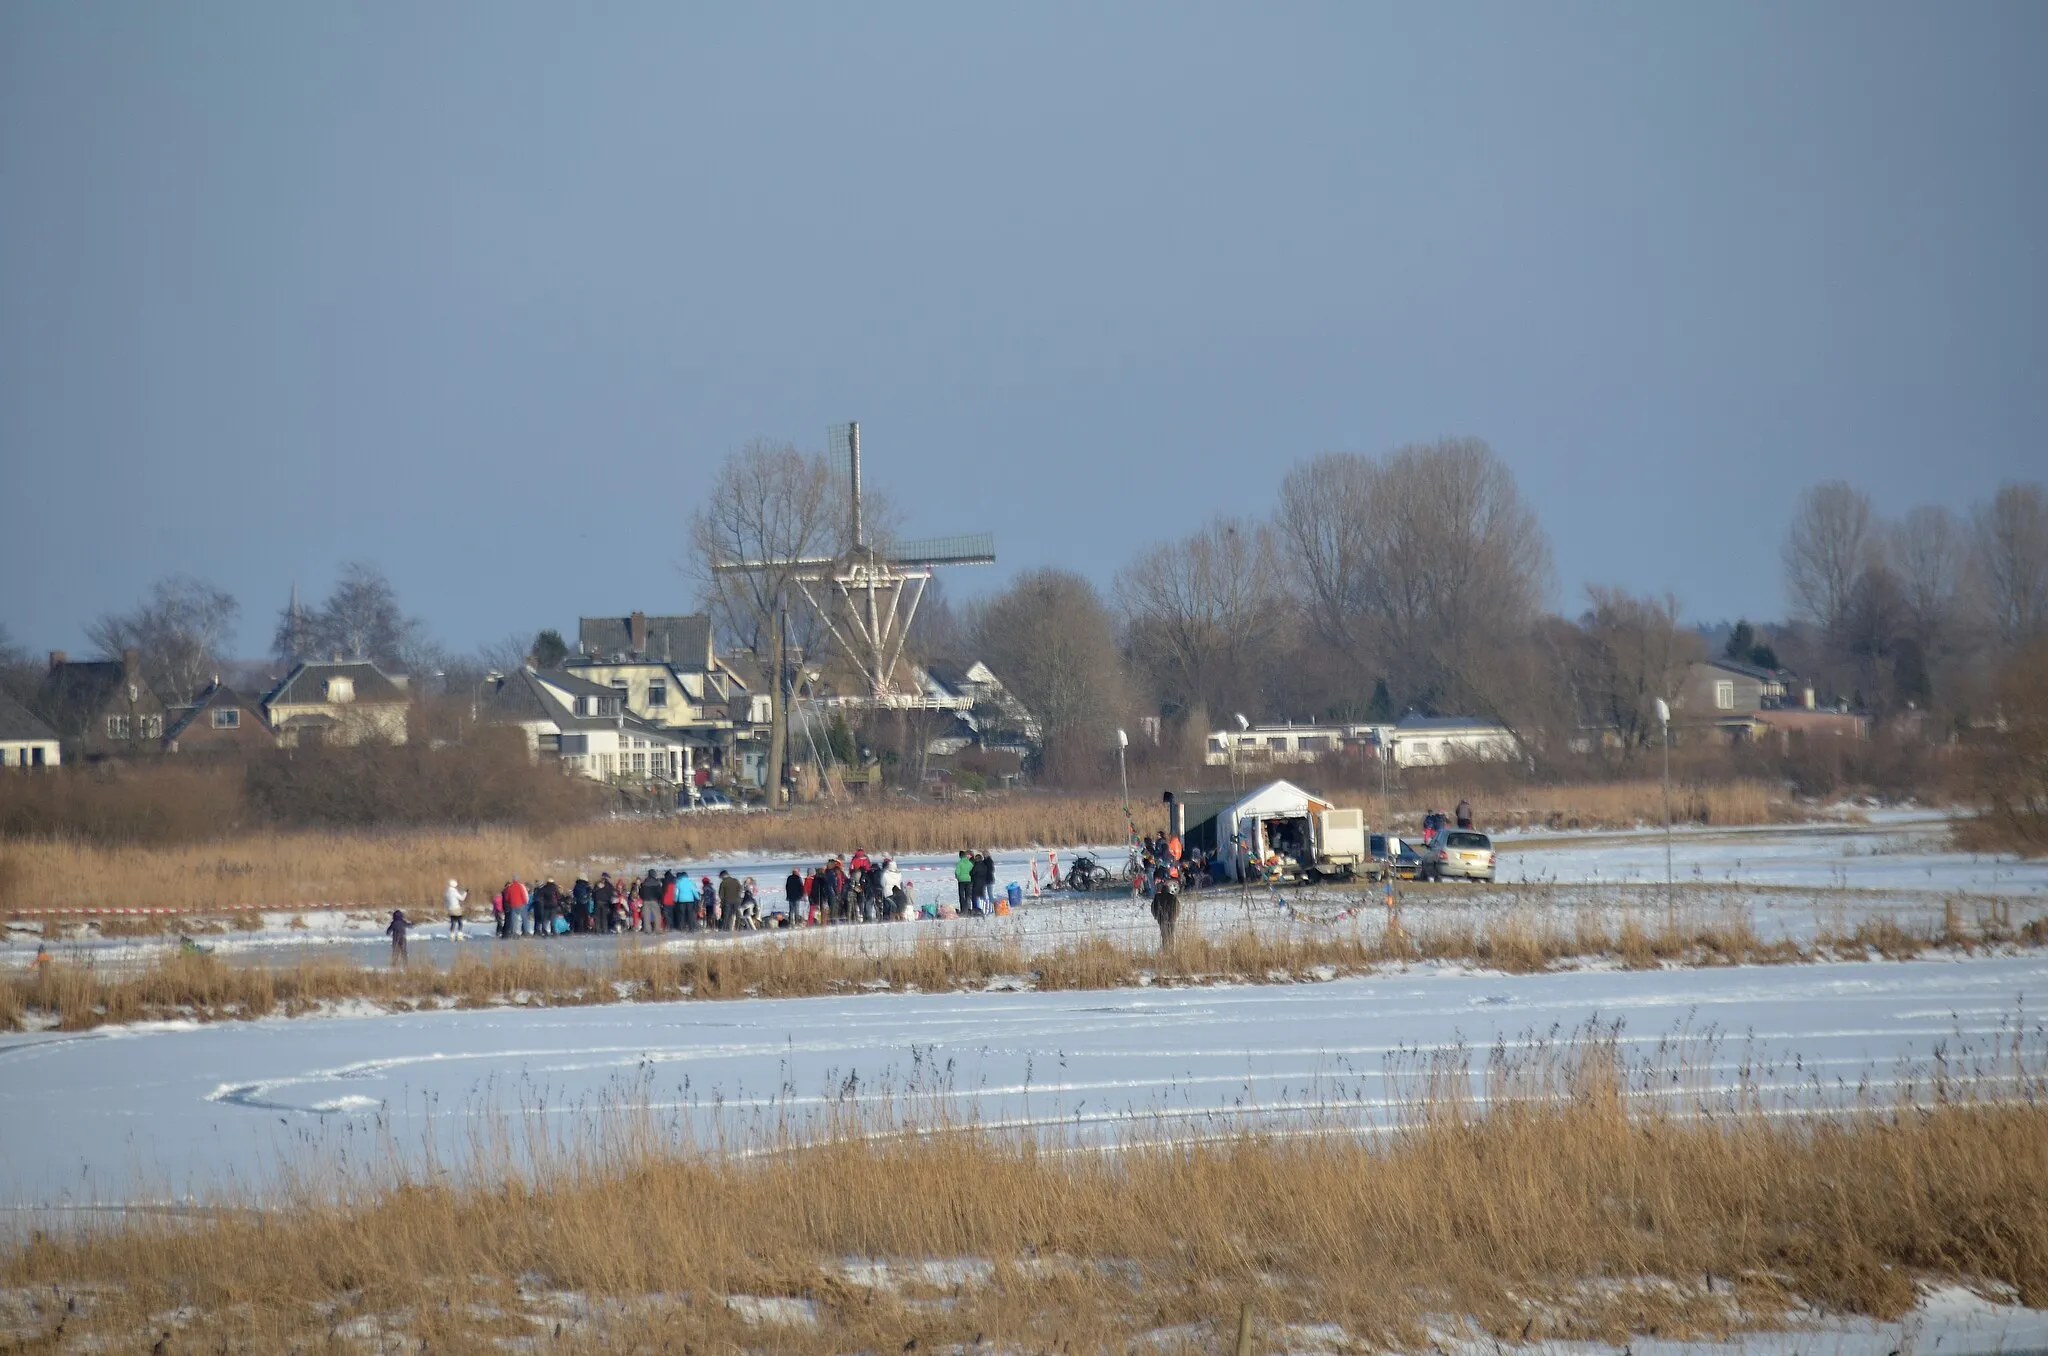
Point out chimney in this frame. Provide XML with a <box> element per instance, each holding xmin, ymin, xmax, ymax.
<box><xmin>121</xmin><ymin>647</ymin><xmax>141</xmax><ymax>676</ymax></box>
<box><xmin>629</xmin><ymin>611</ymin><xmax>648</xmax><ymax>655</ymax></box>
<box><xmin>48</xmin><ymin>650</ymin><xmax>67</xmax><ymax>671</ymax></box>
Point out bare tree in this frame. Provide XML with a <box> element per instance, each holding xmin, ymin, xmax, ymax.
<box><xmin>1782</xmin><ymin>481</ymin><xmax>1875</xmax><ymax>634</ymax></box>
<box><xmin>1353</xmin><ymin>438</ymin><xmax>1552</xmax><ymax>718</ymax></box>
<box><xmin>1573</xmin><ymin>587</ymin><xmax>1700</xmax><ymax>756</ymax></box>
<box><xmin>691</xmin><ymin>440</ymin><xmax>838</xmax><ymax>803</ymax></box>
<box><xmin>1890</xmin><ymin>504</ymin><xmax>1968</xmax><ymax>648</ymax></box>
<box><xmin>86</xmin><ymin>574</ymin><xmax>241</xmax><ymax>707</ymax></box>
<box><xmin>1276</xmin><ymin>452</ymin><xmax>1378</xmax><ymax>662</ymax></box>
<box><xmin>275</xmin><ymin>563</ymin><xmax>424</xmax><ymax>673</ymax></box>
<box><xmin>1975</xmin><ymin>482</ymin><xmax>2048</xmax><ymax>647</ymax></box>
<box><xmin>1115</xmin><ymin>517</ymin><xmax>1284</xmax><ymax>724</ymax></box>
<box><xmin>972</xmin><ymin>569</ymin><xmax>1126</xmax><ymax>783</ymax></box>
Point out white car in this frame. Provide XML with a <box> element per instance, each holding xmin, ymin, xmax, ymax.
<box><xmin>679</xmin><ymin>788</ymin><xmax>738</xmax><ymax>813</ymax></box>
<box><xmin>1421</xmin><ymin>830</ymin><xmax>1495</xmax><ymax>883</ymax></box>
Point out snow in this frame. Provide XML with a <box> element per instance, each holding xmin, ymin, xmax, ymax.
<box><xmin>2</xmin><ymin>953</ymin><xmax>2042</xmax><ymax>1210</ymax></box>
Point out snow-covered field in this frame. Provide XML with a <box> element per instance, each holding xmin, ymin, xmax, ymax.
<box><xmin>2</xmin><ymin>954</ymin><xmax>2041</xmax><ymax>1211</ymax></box>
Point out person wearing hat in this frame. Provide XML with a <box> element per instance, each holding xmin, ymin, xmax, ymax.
<box><xmin>444</xmin><ymin>879</ymin><xmax>468</xmax><ymax>940</ymax></box>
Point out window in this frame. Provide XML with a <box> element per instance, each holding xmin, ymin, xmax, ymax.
<box><xmin>646</xmin><ymin>681</ymin><xmax>667</xmax><ymax>708</ymax></box>
<box><xmin>31</xmin><ymin>747</ymin><xmax>45</xmax><ymax>766</ymax></box>
<box><xmin>142</xmin><ymin>715</ymin><xmax>162</xmax><ymax>738</ymax></box>
<box><xmin>324</xmin><ymin>676</ymin><xmax>355</xmax><ymax>704</ymax></box>
<box><xmin>106</xmin><ymin>714</ymin><xmax>130</xmax><ymax>739</ymax></box>
<box><xmin>1714</xmin><ymin>680</ymin><xmax>1735</xmax><ymax>710</ymax></box>
<box><xmin>212</xmin><ymin>708</ymin><xmax>240</xmax><ymax>729</ymax></box>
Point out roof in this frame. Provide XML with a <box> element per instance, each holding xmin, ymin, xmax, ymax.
<box><xmin>1165</xmin><ymin>789</ymin><xmax>1240</xmax><ymax>831</ymax></box>
<box><xmin>262</xmin><ymin>661</ymin><xmax>408</xmax><ymax>708</ymax></box>
<box><xmin>1393</xmin><ymin>715</ymin><xmax>1509</xmax><ymax>733</ymax></box>
<box><xmin>1226</xmin><ymin>779</ymin><xmax>1334</xmax><ymax>819</ymax></box>
<box><xmin>34</xmin><ymin>660</ymin><xmax>153</xmax><ymax>739</ymax></box>
<box><xmin>0</xmin><ymin>686</ymin><xmax>60</xmax><ymax>743</ymax></box>
<box><xmin>163</xmin><ymin>681</ymin><xmax>268</xmax><ymax>741</ymax></box>
<box><xmin>1701</xmin><ymin>657</ymin><xmax>1789</xmax><ymax>684</ymax></box>
<box><xmin>480</xmin><ymin>669</ymin><xmax>619</xmax><ymax>732</ymax></box>
<box><xmin>578</xmin><ymin>615</ymin><xmax>712</xmax><ymax>669</ymax></box>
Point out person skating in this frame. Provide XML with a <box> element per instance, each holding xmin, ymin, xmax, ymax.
<box><xmin>444</xmin><ymin>879</ymin><xmax>468</xmax><ymax>940</ymax></box>
<box><xmin>386</xmin><ymin>908</ymin><xmax>412</xmax><ymax>965</ymax></box>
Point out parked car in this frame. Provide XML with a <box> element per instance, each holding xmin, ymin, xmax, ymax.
<box><xmin>1370</xmin><ymin>834</ymin><xmax>1422</xmax><ymax>880</ymax></box>
<box><xmin>679</xmin><ymin>787</ymin><xmax>738</xmax><ymax>813</ymax></box>
<box><xmin>1420</xmin><ymin>829</ymin><xmax>1495</xmax><ymax>883</ymax></box>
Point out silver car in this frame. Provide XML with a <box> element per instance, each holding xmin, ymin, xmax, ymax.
<box><xmin>1421</xmin><ymin>829</ymin><xmax>1495</xmax><ymax>883</ymax></box>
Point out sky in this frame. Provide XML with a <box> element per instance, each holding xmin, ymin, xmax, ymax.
<box><xmin>2</xmin><ymin>2</ymin><xmax>2044</xmax><ymax>660</ymax></box>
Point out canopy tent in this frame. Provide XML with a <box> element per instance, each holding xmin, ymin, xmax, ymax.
<box><xmin>1168</xmin><ymin>780</ymin><xmax>1335</xmax><ymax>880</ymax></box>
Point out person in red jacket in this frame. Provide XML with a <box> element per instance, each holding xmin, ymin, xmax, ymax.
<box><xmin>504</xmin><ymin>877</ymin><xmax>531</xmax><ymax>937</ymax></box>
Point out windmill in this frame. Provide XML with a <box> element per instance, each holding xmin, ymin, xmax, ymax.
<box><xmin>715</xmin><ymin>422</ymin><xmax>995</xmax><ymax>703</ymax></box>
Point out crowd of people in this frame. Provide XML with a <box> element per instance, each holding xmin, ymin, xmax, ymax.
<box><xmin>401</xmin><ymin>847</ymin><xmax>1022</xmax><ymax>951</ymax></box>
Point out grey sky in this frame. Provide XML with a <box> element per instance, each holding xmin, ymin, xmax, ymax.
<box><xmin>3</xmin><ymin>3</ymin><xmax>2043</xmax><ymax>659</ymax></box>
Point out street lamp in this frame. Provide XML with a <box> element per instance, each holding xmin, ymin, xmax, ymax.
<box><xmin>1115</xmin><ymin>727</ymin><xmax>1129</xmax><ymax>809</ymax></box>
<box><xmin>1231</xmin><ymin>712</ymin><xmax>1249</xmax><ymax>791</ymax></box>
<box><xmin>1654</xmin><ymin>698</ymin><xmax>1673</xmax><ymax>894</ymax></box>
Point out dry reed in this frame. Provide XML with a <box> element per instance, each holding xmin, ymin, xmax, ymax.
<box><xmin>3</xmin><ymin>1039</ymin><xmax>2042</xmax><ymax>1352</ymax></box>
<box><xmin>4</xmin><ymin>905</ymin><xmax>2027</xmax><ymax>1035</ymax></box>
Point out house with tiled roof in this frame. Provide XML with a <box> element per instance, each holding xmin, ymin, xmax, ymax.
<box><xmin>567</xmin><ymin>611</ymin><xmax>766</xmax><ymax>784</ymax></box>
<box><xmin>163</xmin><ymin>680</ymin><xmax>276</xmax><ymax>755</ymax></box>
<box><xmin>262</xmin><ymin>660</ymin><xmax>410</xmax><ymax>746</ymax></box>
<box><xmin>33</xmin><ymin>649</ymin><xmax>167</xmax><ymax>760</ymax></box>
<box><xmin>476</xmin><ymin>667</ymin><xmax>699</xmax><ymax>785</ymax></box>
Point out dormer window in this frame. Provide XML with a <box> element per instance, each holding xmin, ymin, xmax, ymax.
<box><xmin>325</xmin><ymin>676</ymin><xmax>355</xmax><ymax>704</ymax></box>
<box><xmin>647</xmin><ymin>681</ymin><xmax>667</xmax><ymax>708</ymax></box>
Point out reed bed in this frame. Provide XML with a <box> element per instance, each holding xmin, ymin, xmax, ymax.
<box><xmin>6</xmin><ymin>905</ymin><xmax>2034</xmax><ymax>1035</ymax></box>
<box><xmin>0</xmin><ymin>781</ymin><xmax>1796</xmax><ymax>920</ymax></box>
<box><xmin>4</xmin><ymin>1037</ymin><xmax>2042</xmax><ymax>1352</ymax></box>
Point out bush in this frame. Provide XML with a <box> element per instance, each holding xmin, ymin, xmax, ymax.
<box><xmin>243</xmin><ymin>727</ymin><xmax>606</xmax><ymax>831</ymax></box>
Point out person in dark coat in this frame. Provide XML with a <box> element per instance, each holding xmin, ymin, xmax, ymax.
<box><xmin>638</xmin><ymin>870</ymin><xmax>662</xmax><ymax>933</ymax></box>
<box><xmin>572</xmin><ymin>877</ymin><xmax>593</xmax><ymax>933</ymax></box>
<box><xmin>717</xmin><ymin>870</ymin><xmax>743</xmax><ymax>932</ymax></box>
<box><xmin>1148</xmin><ymin>866</ymin><xmax>1179</xmax><ymax>948</ymax></box>
<box><xmin>785</xmin><ymin>869</ymin><xmax>806</xmax><ymax>920</ymax></box>
<box><xmin>594</xmin><ymin>873</ymin><xmax>617</xmax><ymax>933</ymax></box>
<box><xmin>386</xmin><ymin>909</ymin><xmax>411</xmax><ymax>964</ymax></box>
<box><xmin>534</xmin><ymin>879</ymin><xmax>562</xmax><ymax>936</ymax></box>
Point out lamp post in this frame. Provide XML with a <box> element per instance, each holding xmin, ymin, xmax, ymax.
<box><xmin>1231</xmin><ymin>712</ymin><xmax>1249</xmax><ymax>792</ymax></box>
<box><xmin>1115</xmin><ymin>727</ymin><xmax>1129</xmax><ymax>810</ymax></box>
<box><xmin>1654</xmin><ymin>698</ymin><xmax>1673</xmax><ymax>894</ymax></box>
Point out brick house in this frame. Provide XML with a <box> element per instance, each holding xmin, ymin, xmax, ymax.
<box><xmin>34</xmin><ymin>649</ymin><xmax>168</xmax><ymax>760</ymax></box>
<box><xmin>163</xmin><ymin>680</ymin><xmax>277</xmax><ymax>754</ymax></box>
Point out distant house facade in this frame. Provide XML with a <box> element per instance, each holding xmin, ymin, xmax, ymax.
<box><xmin>262</xmin><ymin>661</ymin><xmax>410</xmax><ymax>746</ymax></box>
<box><xmin>1205</xmin><ymin>715</ymin><xmax>1518</xmax><ymax>770</ymax></box>
<box><xmin>477</xmin><ymin>666</ymin><xmax>698</xmax><ymax>784</ymax></box>
<box><xmin>0</xmin><ymin>688</ymin><xmax>61</xmax><ymax>768</ymax></box>
<box><xmin>163</xmin><ymin>681</ymin><xmax>276</xmax><ymax>755</ymax></box>
<box><xmin>569</xmin><ymin>612</ymin><xmax>764</xmax><ymax>778</ymax></box>
<box><xmin>34</xmin><ymin>649</ymin><xmax>168</xmax><ymax>760</ymax></box>
<box><xmin>912</xmin><ymin>661</ymin><xmax>1040</xmax><ymax>748</ymax></box>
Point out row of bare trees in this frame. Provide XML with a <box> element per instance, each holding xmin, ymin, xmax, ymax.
<box><xmin>1781</xmin><ymin>480</ymin><xmax>2048</xmax><ymax>716</ymax></box>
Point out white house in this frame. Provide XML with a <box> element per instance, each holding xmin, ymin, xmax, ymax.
<box><xmin>0</xmin><ymin>688</ymin><xmax>61</xmax><ymax>768</ymax></box>
<box><xmin>1378</xmin><ymin>715</ymin><xmax>1519</xmax><ymax>768</ymax></box>
<box><xmin>477</xmin><ymin>667</ymin><xmax>698</xmax><ymax>785</ymax></box>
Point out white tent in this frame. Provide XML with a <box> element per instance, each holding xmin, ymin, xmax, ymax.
<box><xmin>1215</xmin><ymin>779</ymin><xmax>1334</xmax><ymax>880</ymax></box>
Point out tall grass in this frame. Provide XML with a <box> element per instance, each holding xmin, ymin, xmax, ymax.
<box><xmin>0</xmin><ymin>781</ymin><xmax>1795</xmax><ymax>918</ymax></box>
<box><xmin>7</xmin><ymin>904</ymin><xmax>2032</xmax><ymax>1034</ymax></box>
<box><xmin>4</xmin><ymin>1036</ymin><xmax>2043</xmax><ymax>1351</ymax></box>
